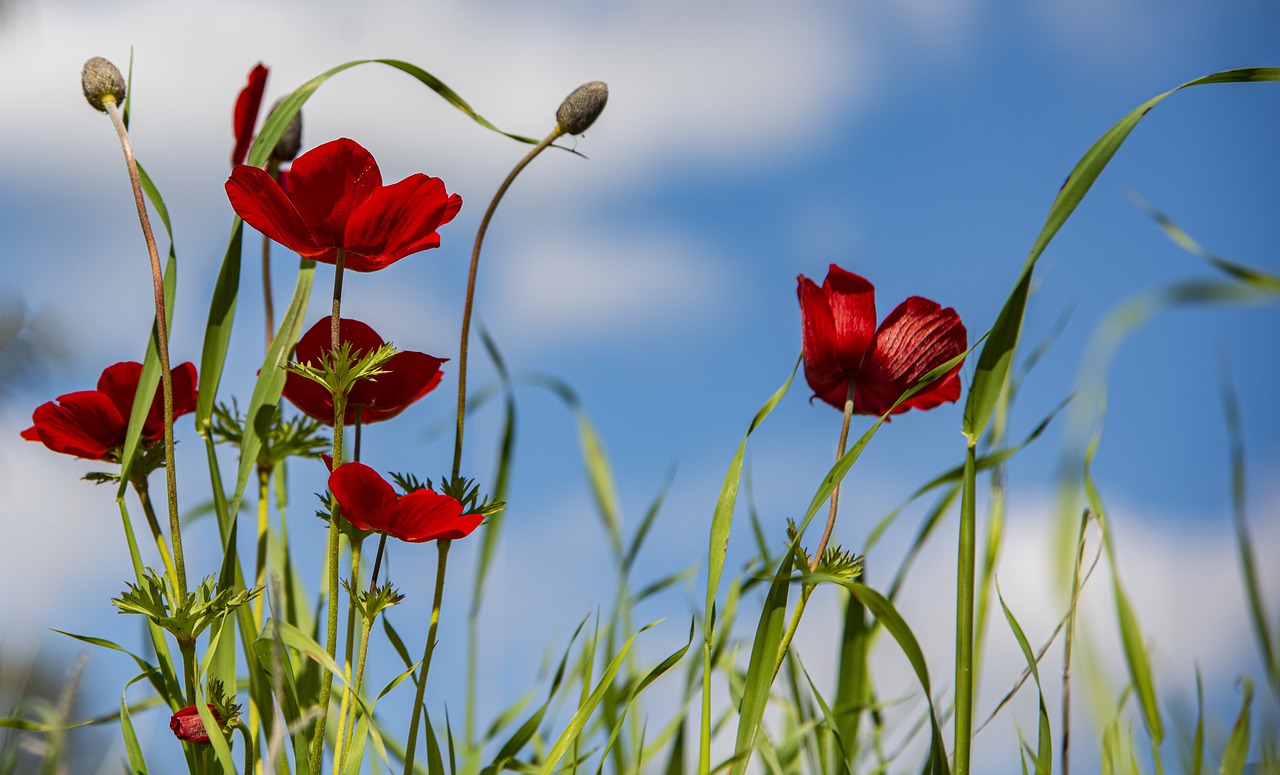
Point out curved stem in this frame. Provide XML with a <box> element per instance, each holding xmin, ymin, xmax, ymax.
<box><xmin>402</xmin><ymin>540</ymin><xmax>451</xmax><ymax>774</ymax></box>
<box><xmin>103</xmin><ymin>100</ymin><xmax>185</xmax><ymax>595</ymax></box>
<box><xmin>451</xmin><ymin>129</ymin><xmax>562</xmax><ymax>480</ymax></box>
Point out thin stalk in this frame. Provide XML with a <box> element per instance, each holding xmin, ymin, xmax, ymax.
<box><xmin>953</xmin><ymin>444</ymin><xmax>978</xmax><ymax>775</ymax></box>
<box><xmin>336</xmin><ymin>611</ymin><xmax>376</xmax><ymax>775</ymax></box>
<box><xmin>253</xmin><ymin>465</ymin><xmax>272</xmax><ymax>625</ymax></box>
<box><xmin>333</xmin><ymin>536</ymin><xmax>364</xmax><ymax>772</ymax></box>
<box><xmin>772</xmin><ymin>382</ymin><xmax>855</xmax><ymax>678</ymax></box>
<box><xmin>402</xmin><ymin>540</ymin><xmax>451</xmax><ymax>774</ymax></box>
<box><xmin>311</xmin><ymin>250</ymin><xmax>348</xmax><ymax>774</ymax></box>
<box><xmin>451</xmin><ymin>129</ymin><xmax>562</xmax><ymax>480</ymax></box>
<box><xmin>1061</xmin><ymin>510</ymin><xmax>1090</xmax><ymax>775</ymax></box>
<box><xmin>103</xmin><ymin>99</ymin><xmax>186</xmax><ymax>595</ymax></box>
<box><xmin>132</xmin><ymin>478</ymin><xmax>180</xmax><ymax>592</ymax></box>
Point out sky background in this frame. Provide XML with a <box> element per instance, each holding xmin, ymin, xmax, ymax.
<box><xmin>1</xmin><ymin>1</ymin><xmax>1278</xmax><ymax>772</ymax></box>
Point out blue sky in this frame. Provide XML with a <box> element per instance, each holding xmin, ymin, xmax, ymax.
<box><xmin>1</xmin><ymin>1</ymin><xmax>1278</xmax><ymax>771</ymax></box>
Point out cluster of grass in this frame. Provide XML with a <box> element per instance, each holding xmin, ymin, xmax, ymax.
<box><xmin>1</xmin><ymin>60</ymin><xmax>1277</xmax><ymax>774</ymax></box>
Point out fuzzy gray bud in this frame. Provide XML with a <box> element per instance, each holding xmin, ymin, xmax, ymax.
<box><xmin>267</xmin><ymin>98</ymin><xmax>303</xmax><ymax>162</ymax></box>
<box><xmin>556</xmin><ymin>81</ymin><xmax>608</xmax><ymax>135</ymax></box>
<box><xmin>81</xmin><ymin>57</ymin><xmax>126</xmax><ymax>112</ymax></box>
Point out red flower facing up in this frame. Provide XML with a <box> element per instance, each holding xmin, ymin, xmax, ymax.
<box><xmin>282</xmin><ymin>317</ymin><xmax>446</xmax><ymax>426</ymax></box>
<box><xmin>225</xmin><ymin>138</ymin><xmax>462</xmax><ymax>272</ymax></box>
<box><xmin>231</xmin><ymin>63</ymin><xmax>268</xmax><ymax>167</ymax></box>
<box><xmin>328</xmin><ymin>462</ymin><xmax>483</xmax><ymax>543</ymax></box>
<box><xmin>797</xmin><ymin>263</ymin><xmax>966</xmax><ymax>417</ymax></box>
<box><xmin>170</xmin><ymin>704</ymin><xmax>220</xmax><ymax>743</ymax></box>
<box><xmin>21</xmin><ymin>362</ymin><xmax>198</xmax><ymax>461</ymax></box>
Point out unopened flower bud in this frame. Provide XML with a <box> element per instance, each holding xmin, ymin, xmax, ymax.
<box><xmin>267</xmin><ymin>98</ymin><xmax>303</xmax><ymax>162</ymax></box>
<box><xmin>81</xmin><ymin>57</ymin><xmax>126</xmax><ymax>112</ymax></box>
<box><xmin>556</xmin><ymin>81</ymin><xmax>608</xmax><ymax>135</ymax></box>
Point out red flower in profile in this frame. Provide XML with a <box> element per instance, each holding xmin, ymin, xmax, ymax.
<box><xmin>282</xmin><ymin>317</ymin><xmax>446</xmax><ymax>425</ymax></box>
<box><xmin>170</xmin><ymin>704</ymin><xmax>220</xmax><ymax>743</ymax></box>
<box><xmin>231</xmin><ymin>63</ymin><xmax>269</xmax><ymax>167</ymax></box>
<box><xmin>225</xmin><ymin>138</ymin><xmax>462</xmax><ymax>272</ymax></box>
<box><xmin>21</xmin><ymin>362</ymin><xmax>198</xmax><ymax>461</ymax></box>
<box><xmin>797</xmin><ymin>264</ymin><xmax>966</xmax><ymax>417</ymax></box>
<box><xmin>328</xmin><ymin>462</ymin><xmax>483</xmax><ymax>543</ymax></box>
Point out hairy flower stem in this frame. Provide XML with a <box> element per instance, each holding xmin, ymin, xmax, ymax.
<box><xmin>773</xmin><ymin>383</ymin><xmax>856</xmax><ymax>679</ymax></box>
<box><xmin>451</xmin><ymin>129</ymin><xmax>562</xmax><ymax>480</ymax></box>
<box><xmin>311</xmin><ymin>251</ymin><xmax>348</xmax><ymax>775</ymax></box>
<box><xmin>102</xmin><ymin>101</ymin><xmax>187</xmax><ymax>597</ymax></box>
<box><xmin>402</xmin><ymin>539</ymin><xmax>451</xmax><ymax>774</ymax></box>
<box><xmin>131</xmin><ymin>478</ymin><xmax>180</xmax><ymax>590</ymax></box>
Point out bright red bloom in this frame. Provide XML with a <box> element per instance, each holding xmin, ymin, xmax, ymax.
<box><xmin>231</xmin><ymin>63</ymin><xmax>268</xmax><ymax>166</ymax></box>
<box><xmin>328</xmin><ymin>462</ymin><xmax>483</xmax><ymax>543</ymax></box>
<box><xmin>170</xmin><ymin>704</ymin><xmax>220</xmax><ymax>743</ymax></box>
<box><xmin>21</xmin><ymin>362</ymin><xmax>198</xmax><ymax>461</ymax></box>
<box><xmin>797</xmin><ymin>264</ymin><xmax>966</xmax><ymax>417</ymax></box>
<box><xmin>225</xmin><ymin>138</ymin><xmax>462</xmax><ymax>273</ymax></box>
<box><xmin>282</xmin><ymin>317</ymin><xmax>446</xmax><ymax>425</ymax></box>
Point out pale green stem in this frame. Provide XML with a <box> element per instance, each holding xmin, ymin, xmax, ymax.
<box><xmin>953</xmin><ymin>445</ymin><xmax>978</xmax><ymax>775</ymax></box>
<box><xmin>402</xmin><ymin>540</ymin><xmax>451</xmax><ymax>774</ymax></box>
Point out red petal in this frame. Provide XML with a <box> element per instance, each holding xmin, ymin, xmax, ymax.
<box><xmin>328</xmin><ymin>462</ymin><xmax>400</xmax><ymax>534</ymax></box>
<box><xmin>287</xmin><ymin>139</ymin><xmax>381</xmax><ymax>250</ymax></box>
<box><xmin>391</xmin><ymin>489</ymin><xmax>481</xmax><ymax>543</ymax></box>
<box><xmin>27</xmin><ymin>392</ymin><xmax>125</xmax><ymax>460</ymax></box>
<box><xmin>351</xmin><ymin>351</ymin><xmax>446</xmax><ymax>423</ymax></box>
<box><xmin>97</xmin><ymin>362</ymin><xmax>143</xmax><ymax>420</ymax></box>
<box><xmin>231</xmin><ymin>63</ymin><xmax>268</xmax><ymax>166</ymax></box>
<box><xmin>823</xmin><ymin>265</ymin><xmax>876</xmax><ymax>372</ymax></box>
<box><xmin>141</xmin><ymin>363</ymin><xmax>198</xmax><ymax>439</ymax></box>
<box><xmin>293</xmin><ymin>317</ymin><xmax>335</xmax><ymax>365</ymax></box>
<box><xmin>856</xmin><ymin>297</ymin><xmax>966</xmax><ymax>416</ymax></box>
<box><xmin>282</xmin><ymin>368</ymin><xmax>337</xmax><ymax>425</ymax></box>
<box><xmin>343</xmin><ymin>178</ymin><xmax>460</xmax><ymax>272</ymax></box>
<box><xmin>169</xmin><ymin>704</ymin><xmax>219</xmax><ymax>743</ymax></box>
<box><xmin>227</xmin><ymin>166</ymin><xmax>322</xmax><ymax>256</ymax></box>
<box><xmin>798</xmin><ymin>273</ymin><xmax>846</xmax><ymax>408</ymax></box>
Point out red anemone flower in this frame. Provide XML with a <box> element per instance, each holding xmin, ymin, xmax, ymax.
<box><xmin>170</xmin><ymin>704</ymin><xmax>220</xmax><ymax>743</ymax></box>
<box><xmin>328</xmin><ymin>461</ymin><xmax>483</xmax><ymax>543</ymax></box>
<box><xmin>231</xmin><ymin>63</ymin><xmax>268</xmax><ymax>167</ymax></box>
<box><xmin>21</xmin><ymin>362</ymin><xmax>198</xmax><ymax>461</ymax></box>
<box><xmin>797</xmin><ymin>263</ymin><xmax>966</xmax><ymax>417</ymax></box>
<box><xmin>282</xmin><ymin>317</ymin><xmax>446</xmax><ymax>426</ymax></box>
<box><xmin>225</xmin><ymin>138</ymin><xmax>462</xmax><ymax>272</ymax></box>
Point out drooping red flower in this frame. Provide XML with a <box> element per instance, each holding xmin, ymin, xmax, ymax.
<box><xmin>225</xmin><ymin>138</ymin><xmax>462</xmax><ymax>273</ymax></box>
<box><xmin>282</xmin><ymin>317</ymin><xmax>446</xmax><ymax>426</ymax></box>
<box><xmin>797</xmin><ymin>264</ymin><xmax>966</xmax><ymax>417</ymax></box>
<box><xmin>170</xmin><ymin>704</ymin><xmax>220</xmax><ymax>743</ymax></box>
<box><xmin>231</xmin><ymin>63</ymin><xmax>269</xmax><ymax>167</ymax></box>
<box><xmin>328</xmin><ymin>462</ymin><xmax>483</xmax><ymax>543</ymax></box>
<box><xmin>21</xmin><ymin>362</ymin><xmax>198</xmax><ymax>461</ymax></box>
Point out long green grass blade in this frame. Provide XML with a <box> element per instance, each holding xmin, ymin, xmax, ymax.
<box><xmin>996</xmin><ymin>585</ymin><xmax>1051</xmax><ymax>775</ymax></box>
<box><xmin>963</xmin><ymin>67</ymin><xmax>1280</xmax><ymax>445</ymax></box>
<box><xmin>1219</xmin><ymin>678</ymin><xmax>1252</xmax><ymax>775</ymax></box>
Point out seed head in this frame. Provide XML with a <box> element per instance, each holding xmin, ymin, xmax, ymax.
<box><xmin>267</xmin><ymin>98</ymin><xmax>303</xmax><ymax>162</ymax></box>
<box><xmin>81</xmin><ymin>57</ymin><xmax>126</xmax><ymax>112</ymax></box>
<box><xmin>556</xmin><ymin>81</ymin><xmax>608</xmax><ymax>136</ymax></box>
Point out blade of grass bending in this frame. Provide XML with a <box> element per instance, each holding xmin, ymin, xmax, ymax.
<box><xmin>996</xmin><ymin>583</ymin><xmax>1052</xmax><ymax>775</ymax></box>
<box><xmin>963</xmin><ymin>67</ymin><xmax>1280</xmax><ymax>446</ymax></box>
<box><xmin>538</xmin><ymin>623</ymin><xmax>658</xmax><ymax>775</ymax></box>
<box><xmin>729</xmin><ymin>548</ymin><xmax>795</xmax><ymax>775</ymax></box>
<box><xmin>1128</xmin><ymin>192</ymin><xmax>1280</xmax><ymax>293</ymax></box>
<box><xmin>120</xmin><ymin>670</ymin><xmax>157</xmax><ymax>775</ymax></box>
<box><xmin>1218</xmin><ymin>355</ymin><xmax>1280</xmax><ymax>699</ymax></box>
<box><xmin>796</xmin><ymin>656</ymin><xmax>854</xmax><ymax>775</ymax></box>
<box><xmin>116</xmin><ymin>163</ymin><xmax>177</xmax><ymax>495</ymax></box>
<box><xmin>833</xmin><ymin>588</ymin><xmax>870</xmax><ymax>770</ymax></box>
<box><xmin>1219</xmin><ymin>679</ymin><xmax>1253</xmax><ymax>775</ymax></box>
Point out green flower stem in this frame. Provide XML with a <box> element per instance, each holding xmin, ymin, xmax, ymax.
<box><xmin>102</xmin><ymin>99</ymin><xmax>186</xmax><ymax>597</ymax></box>
<box><xmin>402</xmin><ymin>539</ymin><xmax>451</xmax><ymax>775</ymax></box>
<box><xmin>953</xmin><ymin>444</ymin><xmax>978</xmax><ymax>775</ymax></box>
<box><xmin>336</xmin><ymin>607</ymin><xmax>376</xmax><ymax>775</ymax></box>
<box><xmin>451</xmin><ymin>128</ymin><xmax>562</xmax><ymax>480</ymax></box>
<box><xmin>178</xmin><ymin>637</ymin><xmax>198</xmax><ymax>708</ymax></box>
<box><xmin>232</xmin><ymin>720</ymin><xmax>255</xmax><ymax>775</ymax></box>
<box><xmin>772</xmin><ymin>382</ymin><xmax>855</xmax><ymax>678</ymax></box>
<box><xmin>311</xmin><ymin>250</ymin><xmax>348</xmax><ymax>775</ymax></box>
<box><xmin>131</xmin><ymin>478</ymin><xmax>180</xmax><ymax>594</ymax></box>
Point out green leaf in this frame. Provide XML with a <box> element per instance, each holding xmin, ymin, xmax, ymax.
<box><xmin>1219</xmin><ymin>678</ymin><xmax>1253</xmax><ymax>775</ymax></box>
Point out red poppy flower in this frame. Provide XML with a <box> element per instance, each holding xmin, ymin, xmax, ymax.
<box><xmin>21</xmin><ymin>362</ymin><xmax>198</xmax><ymax>461</ymax></box>
<box><xmin>225</xmin><ymin>138</ymin><xmax>462</xmax><ymax>273</ymax></box>
<box><xmin>232</xmin><ymin>63</ymin><xmax>268</xmax><ymax>167</ymax></box>
<box><xmin>797</xmin><ymin>264</ymin><xmax>966</xmax><ymax>417</ymax></box>
<box><xmin>282</xmin><ymin>318</ymin><xmax>446</xmax><ymax>426</ymax></box>
<box><xmin>328</xmin><ymin>461</ymin><xmax>483</xmax><ymax>543</ymax></box>
<box><xmin>170</xmin><ymin>704</ymin><xmax>220</xmax><ymax>743</ymax></box>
